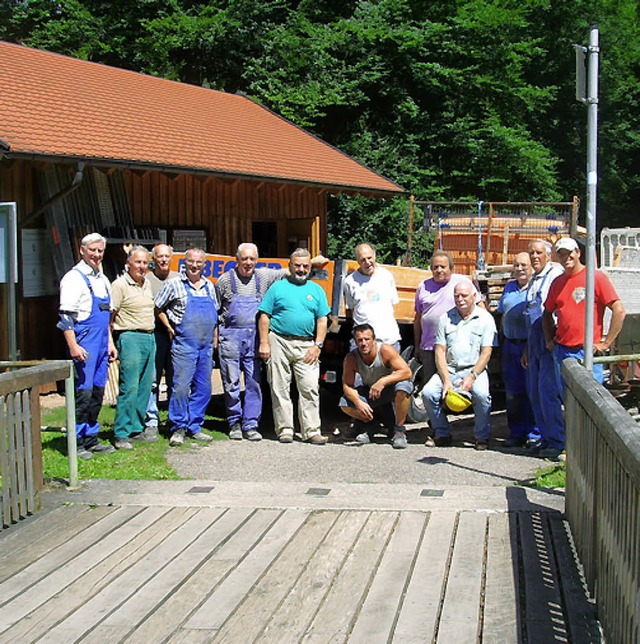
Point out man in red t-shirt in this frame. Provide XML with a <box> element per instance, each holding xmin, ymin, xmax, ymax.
<box><xmin>540</xmin><ymin>237</ymin><xmax>625</xmax><ymax>459</ymax></box>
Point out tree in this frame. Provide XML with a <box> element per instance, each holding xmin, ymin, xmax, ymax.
<box><xmin>2</xmin><ymin>0</ymin><xmax>638</xmax><ymax>254</ymax></box>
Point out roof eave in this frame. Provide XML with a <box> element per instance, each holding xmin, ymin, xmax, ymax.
<box><xmin>8</xmin><ymin>151</ymin><xmax>406</xmax><ymax>199</ymax></box>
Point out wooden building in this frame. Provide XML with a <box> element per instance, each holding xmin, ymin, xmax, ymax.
<box><xmin>0</xmin><ymin>41</ymin><xmax>404</xmax><ymax>360</ymax></box>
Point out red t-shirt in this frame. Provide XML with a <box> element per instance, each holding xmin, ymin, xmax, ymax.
<box><xmin>544</xmin><ymin>268</ymin><xmax>619</xmax><ymax>346</ymax></box>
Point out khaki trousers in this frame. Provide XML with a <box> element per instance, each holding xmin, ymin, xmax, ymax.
<box><xmin>266</xmin><ymin>333</ymin><xmax>321</xmax><ymax>440</ymax></box>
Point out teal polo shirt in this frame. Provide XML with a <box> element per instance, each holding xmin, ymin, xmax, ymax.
<box><xmin>258</xmin><ymin>278</ymin><xmax>330</xmax><ymax>338</ymax></box>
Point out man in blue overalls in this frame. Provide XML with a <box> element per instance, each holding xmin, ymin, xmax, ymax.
<box><xmin>522</xmin><ymin>239</ymin><xmax>563</xmax><ymax>455</ymax></box>
<box><xmin>215</xmin><ymin>243</ymin><xmax>287</xmax><ymax>441</ymax></box>
<box><xmin>155</xmin><ymin>248</ymin><xmax>218</xmax><ymax>446</ymax></box>
<box><xmin>498</xmin><ymin>252</ymin><xmax>537</xmax><ymax>448</ymax></box>
<box><xmin>58</xmin><ymin>233</ymin><xmax>117</xmax><ymax>459</ymax></box>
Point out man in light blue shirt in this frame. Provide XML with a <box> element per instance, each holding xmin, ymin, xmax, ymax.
<box><xmin>258</xmin><ymin>248</ymin><xmax>331</xmax><ymax>445</ymax></box>
<box><xmin>422</xmin><ymin>279</ymin><xmax>498</xmax><ymax>450</ymax></box>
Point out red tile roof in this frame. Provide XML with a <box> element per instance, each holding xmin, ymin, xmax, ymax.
<box><xmin>0</xmin><ymin>41</ymin><xmax>404</xmax><ymax>196</ymax></box>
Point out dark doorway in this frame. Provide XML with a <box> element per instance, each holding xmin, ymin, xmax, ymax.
<box><xmin>252</xmin><ymin>222</ymin><xmax>278</xmax><ymax>257</ymax></box>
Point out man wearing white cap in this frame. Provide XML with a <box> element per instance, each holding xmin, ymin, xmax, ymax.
<box><xmin>541</xmin><ymin>237</ymin><xmax>625</xmax><ymax>457</ymax></box>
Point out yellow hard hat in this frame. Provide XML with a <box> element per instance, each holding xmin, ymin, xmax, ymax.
<box><xmin>444</xmin><ymin>389</ymin><xmax>472</xmax><ymax>413</ymax></box>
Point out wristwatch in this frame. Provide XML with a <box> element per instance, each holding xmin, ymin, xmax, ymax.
<box><xmin>315</xmin><ymin>341</ymin><xmax>324</xmax><ymax>349</ymax></box>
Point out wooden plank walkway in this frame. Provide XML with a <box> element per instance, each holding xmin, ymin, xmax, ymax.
<box><xmin>0</xmin><ymin>490</ymin><xmax>600</xmax><ymax>643</ymax></box>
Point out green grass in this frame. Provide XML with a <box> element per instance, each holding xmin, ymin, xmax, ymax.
<box><xmin>41</xmin><ymin>405</ymin><xmax>227</xmax><ymax>482</ymax></box>
<box><xmin>534</xmin><ymin>462</ymin><xmax>566</xmax><ymax>489</ymax></box>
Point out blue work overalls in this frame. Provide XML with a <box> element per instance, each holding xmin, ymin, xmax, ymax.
<box><xmin>168</xmin><ymin>281</ymin><xmax>218</xmax><ymax>436</ymax></box>
<box><xmin>218</xmin><ymin>271</ymin><xmax>263</xmax><ymax>432</ymax></box>
<box><xmin>73</xmin><ymin>271</ymin><xmax>111</xmax><ymax>446</ymax></box>
<box><xmin>525</xmin><ymin>273</ymin><xmax>565</xmax><ymax>450</ymax></box>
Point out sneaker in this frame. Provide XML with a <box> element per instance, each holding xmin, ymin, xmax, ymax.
<box><xmin>424</xmin><ymin>436</ymin><xmax>436</xmax><ymax>447</ymax></box>
<box><xmin>191</xmin><ymin>432</ymin><xmax>213</xmax><ymax>442</ymax></box>
<box><xmin>77</xmin><ymin>447</ymin><xmax>93</xmax><ymax>460</ymax></box>
<box><xmin>539</xmin><ymin>447</ymin><xmax>563</xmax><ymax>460</ymax></box>
<box><xmin>526</xmin><ymin>439</ymin><xmax>542</xmax><ymax>455</ymax></box>
<box><xmin>392</xmin><ymin>431</ymin><xmax>408</xmax><ymax>449</ymax></box>
<box><xmin>87</xmin><ymin>442</ymin><xmax>116</xmax><ymax>454</ymax></box>
<box><xmin>245</xmin><ymin>430</ymin><xmax>262</xmax><ymax>441</ymax></box>
<box><xmin>143</xmin><ymin>426</ymin><xmax>159</xmax><ymax>442</ymax></box>
<box><xmin>474</xmin><ymin>439</ymin><xmax>489</xmax><ymax>451</ymax></box>
<box><xmin>503</xmin><ymin>437</ymin><xmax>527</xmax><ymax>448</ymax></box>
<box><xmin>355</xmin><ymin>432</ymin><xmax>371</xmax><ymax>444</ymax></box>
<box><xmin>130</xmin><ymin>428</ymin><xmax>157</xmax><ymax>443</ymax></box>
<box><xmin>114</xmin><ymin>439</ymin><xmax>133</xmax><ymax>450</ymax></box>
<box><xmin>278</xmin><ymin>433</ymin><xmax>294</xmax><ymax>443</ymax></box>
<box><xmin>307</xmin><ymin>434</ymin><xmax>328</xmax><ymax>445</ymax></box>
<box><xmin>229</xmin><ymin>424</ymin><xmax>243</xmax><ymax>441</ymax></box>
<box><xmin>433</xmin><ymin>436</ymin><xmax>453</xmax><ymax>447</ymax></box>
<box><xmin>169</xmin><ymin>429</ymin><xmax>185</xmax><ymax>446</ymax></box>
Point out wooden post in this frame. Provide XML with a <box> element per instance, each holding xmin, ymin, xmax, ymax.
<box><xmin>29</xmin><ymin>384</ymin><xmax>43</xmax><ymax>495</ymax></box>
<box><xmin>502</xmin><ymin>225</ymin><xmax>510</xmax><ymax>265</ymax></box>
<box><xmin>406</xmin><ymin>195</ymin><xmax>415</xmax><ymax>267</ymax></box>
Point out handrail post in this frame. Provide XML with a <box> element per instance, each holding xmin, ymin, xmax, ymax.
<box><xmin>64</xmin><ymin>367</ymin><xmax>78</xmax><ymax>489</ymax></box>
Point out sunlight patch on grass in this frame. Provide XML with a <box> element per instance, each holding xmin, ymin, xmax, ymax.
<box><xmin>40</xmin><ymin>405</ymin><xmax>227</xmax><ymax>481</ymax></box>
<box><xmin>535</xmin><ymin>463</ymin><xmax>566</xmax><ymax>489</ymax></box>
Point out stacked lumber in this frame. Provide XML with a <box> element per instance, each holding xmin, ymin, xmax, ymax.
<box><xmin>473</xmin><ymin>265</ymin><xmax>513</xmax><ymax>312</ymax></box>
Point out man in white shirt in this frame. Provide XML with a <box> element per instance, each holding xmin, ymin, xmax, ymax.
<box><xmin>57</xmin><ymin>233</ymin><xmax>117</xmax><ymax>459</ymax></box>
<box><xmin>342</xmin><ymin>243</ymin><xmax>401</xmax><ymax>349</ymax></box>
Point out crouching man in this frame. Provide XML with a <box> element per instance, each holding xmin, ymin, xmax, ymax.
<box><xmin>340</xmin><ymin>323</ymin><xmax>412</xmax><ymax>449</ymax></box>
<box><xmin>422</xmin><ymin>280</ymin><xmax>497</xmax><ymax>450</ymax></box>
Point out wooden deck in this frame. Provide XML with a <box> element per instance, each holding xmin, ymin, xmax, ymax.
<box><xmin>0</xmin><ymin>483</ymin><xmax>600</xmax><ymax>643</ymax></box>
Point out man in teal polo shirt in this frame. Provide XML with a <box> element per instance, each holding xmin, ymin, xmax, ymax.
<box><xmin>258</xmin><ymin>248</ymin><xmax>330</xmax><ymax>444</ymax></box>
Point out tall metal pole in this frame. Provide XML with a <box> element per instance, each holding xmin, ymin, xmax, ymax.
<box><xmin>65</xmin><ymin>370</ymin><xmax>78</xmax><ymax>489</ymax></box>
<box><xmin>583</xmin><ymin>26</ymin><xmax>599</xmax><ymax>373</ymax></box>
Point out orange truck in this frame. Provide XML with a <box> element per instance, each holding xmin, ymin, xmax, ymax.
<box><xmin>169</xmin><ymin>252</ymin><xmax>432</xmax><ymax>385</ymax></box>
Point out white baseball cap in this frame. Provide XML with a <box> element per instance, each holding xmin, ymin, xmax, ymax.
<box><xmin>555</xmin><ymin>237</ymin><xmax>579</xmax><ymax>253</ymax></box>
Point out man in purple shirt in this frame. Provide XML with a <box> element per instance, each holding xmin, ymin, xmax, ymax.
<box><xmin>414</xmin><ymin>251</ymin><xmax>478</xmax><ymax>383</ymax></box>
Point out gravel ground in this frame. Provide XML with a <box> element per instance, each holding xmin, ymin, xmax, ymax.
<box><xmin>40</xmin><ymin>391</ymin><xmax>553</xmax><ymax>488</ymax></box>
<box><xmin>167</xmin><ymin>408</ymin><xmax>550</xmax><ymax>487</ymax></box>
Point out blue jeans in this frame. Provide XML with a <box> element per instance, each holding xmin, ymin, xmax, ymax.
<box><xmin>218</xmin><ymin>327</ymin><xmax>262</xmax><ymax>431</ymax></box>
<box><xmin>145</xmin><ymin>327</ymin><xmax>173</xmax><ymax>427</ymax></box>
<box><xmin>421</xmin><ymin>370</ymin><xmax>492</xmax><ymax>440</ymax></box>
<box><xmin>555</xmin><ymin>344</ymin><xmax>604</xmax><ymax>394</ymax></box>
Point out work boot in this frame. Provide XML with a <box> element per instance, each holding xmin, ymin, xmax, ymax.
<box><xmin>169</xmin><ymin>429</ymin><xmax>185</xmax><ymax>446</ymax></box>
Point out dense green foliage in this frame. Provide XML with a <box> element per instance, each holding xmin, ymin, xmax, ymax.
<box><xmin>2</xmin><ymin>0</ymin><xmax>638</xmax><ymax>262</ymax></box>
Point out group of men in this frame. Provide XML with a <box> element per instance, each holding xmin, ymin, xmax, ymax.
<box><xmin>492</xmin><ymin>237</ymin><xmax>623</xmax><ymax>458</ymax></box>
<box><xmin>59</xmin><ymin>233</ymin><xmax>624</xmax><ymax>460</ymax></box>
<box><xmin>59</xmin><ymin>234</ymin><xmax>335</xmax><ymax>457</ymax></box>
<box><xmin>349</xmin><ymin>237</ymin><xmax>625</xmax><ymax>458</ymax></box>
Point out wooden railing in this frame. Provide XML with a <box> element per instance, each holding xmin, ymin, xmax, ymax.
<box><xmin>563</xmin><ymin>358</ymin><xmax>640</xmax><ymax>643</ymax></box>
<box><xmin>0</xmin><ymin>361</ymin><xmax>73</xmax><ymax>530</ymax></box>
